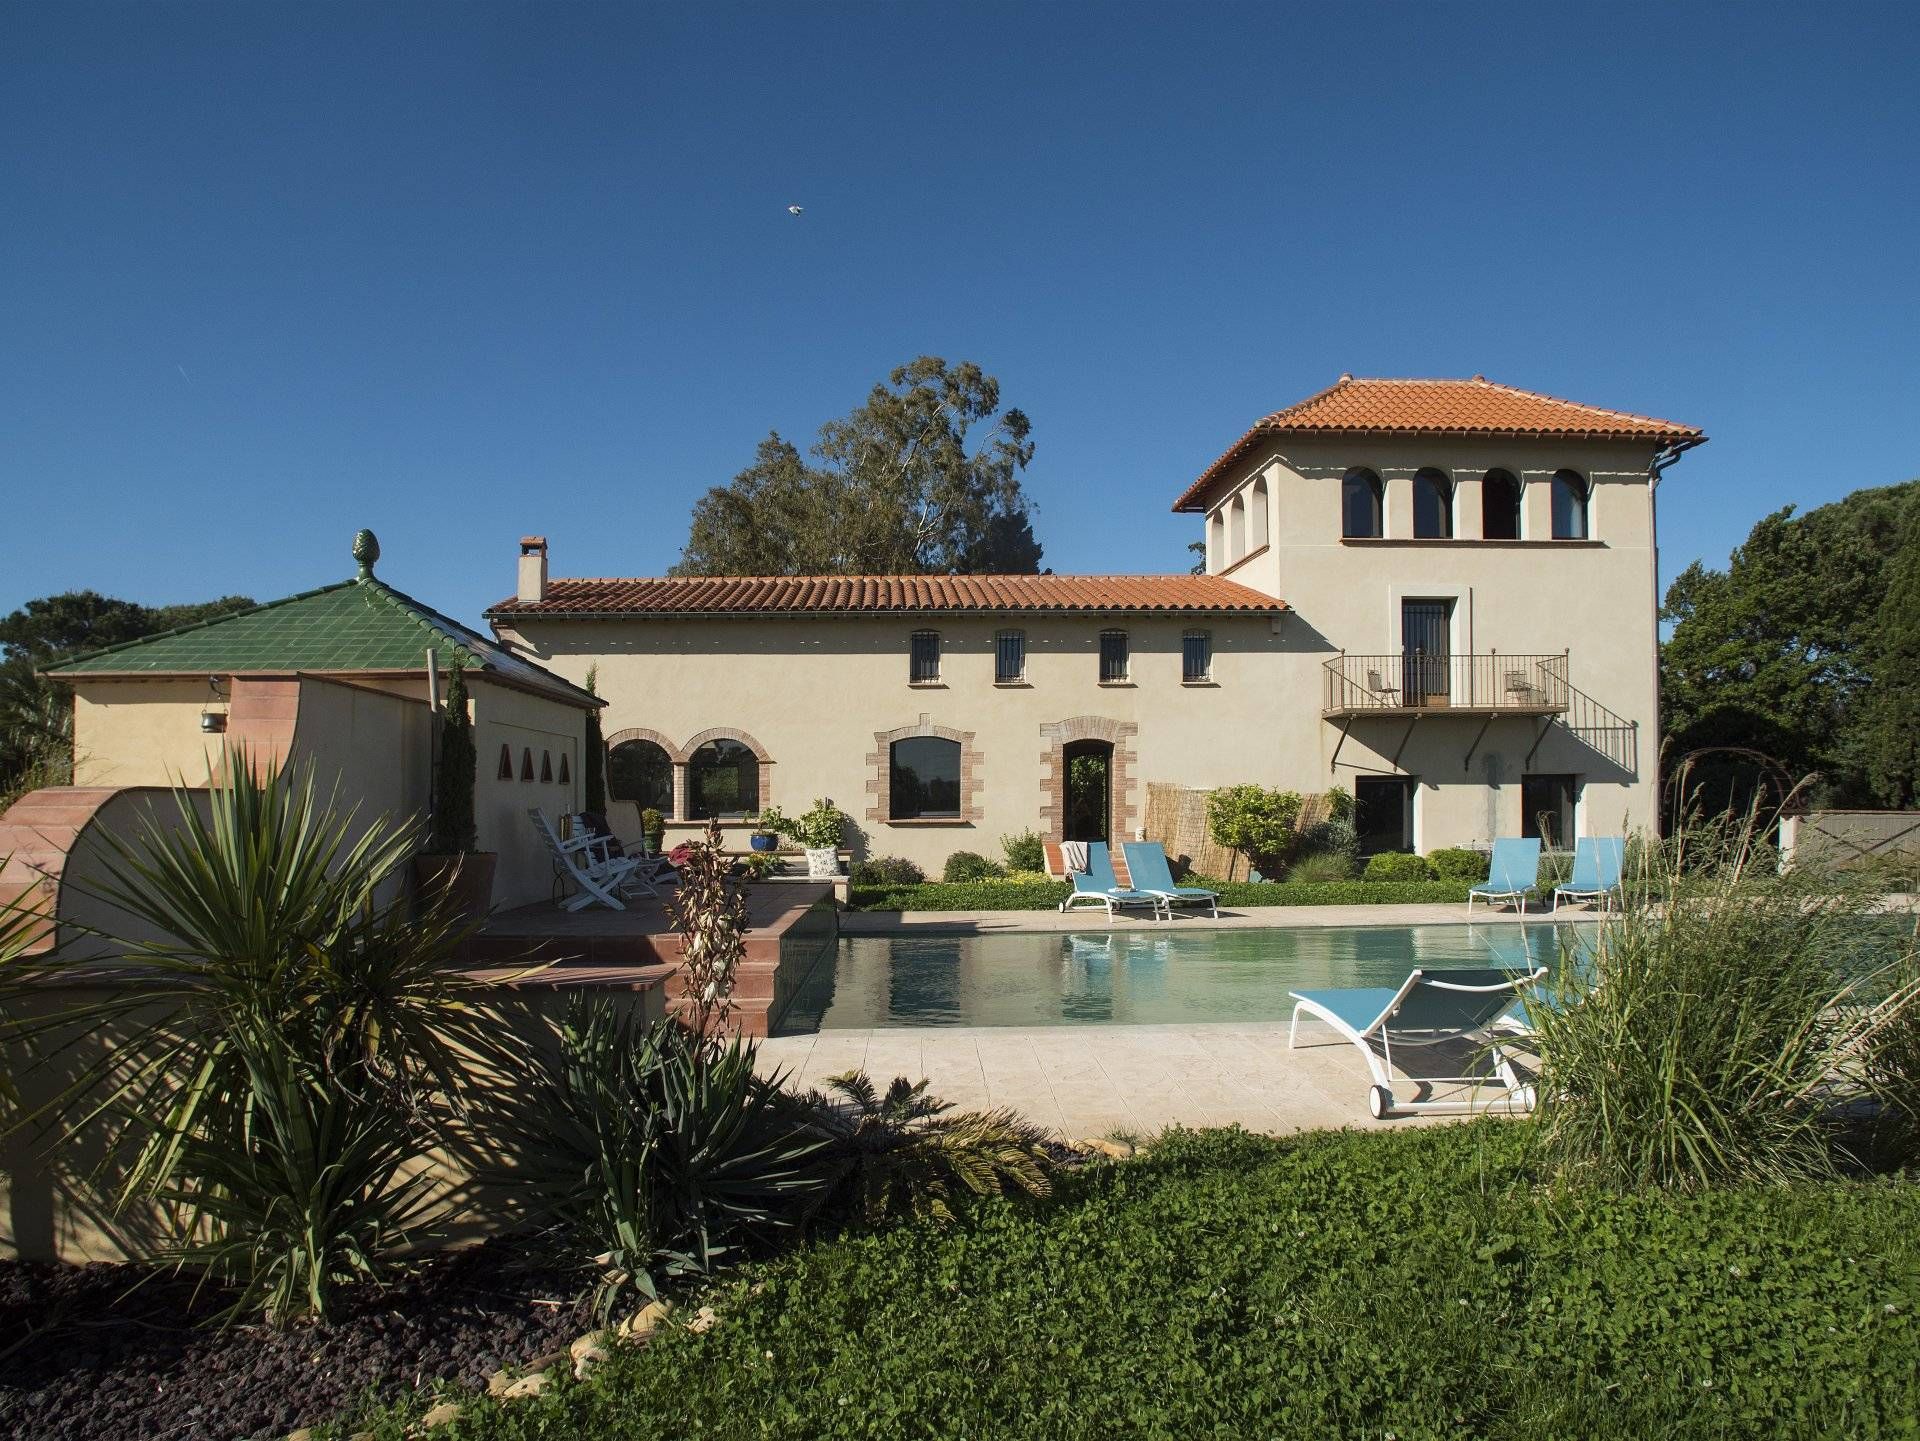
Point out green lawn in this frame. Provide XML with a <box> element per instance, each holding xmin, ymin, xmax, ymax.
<box><xmin>349</xmin><ymin>1124</ymin><xmax>1919</xmax><ymax>1440</ymax></box>
<box><xmin>848</xmin><ymin>878</ymin><xmax>1474</xmax><ymax>911</ymax></box>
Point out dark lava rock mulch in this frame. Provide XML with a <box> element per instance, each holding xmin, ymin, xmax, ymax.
<box><xmin>0</xmin><ymin>1241</ymin><xmax>594</xmax><ymax>1441</ymax></box>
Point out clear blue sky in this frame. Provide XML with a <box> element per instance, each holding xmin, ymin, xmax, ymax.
<box><xmin>5</xmin><ymin>1</ymin><xmax>1917</xmax><ymax>630</ymax></box>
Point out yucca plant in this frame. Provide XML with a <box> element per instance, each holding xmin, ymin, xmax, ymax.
<box><xmin>1530</xmin><ymin>799</ymin><xmax>1890</xmax><ymax>1190</ymax></box>
<box><xmin>11</xmin><ymin>753</ymin><xmax>521</xmax><ymax>1323</ymax></box>
<box><xmin>802</xmin><ymin>1070</ymin><xmax>1053</xmax><ymax>1224</ymax></box>
<box><xmin>492</xmin><ymin>998</ymin><xmax>830</xmax><ymax>1318</ymax></box>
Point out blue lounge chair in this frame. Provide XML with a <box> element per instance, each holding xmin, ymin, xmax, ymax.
<box><xmin>1121</xmin><ymin>842</ymin><xmax>1219</xmax><ymax>919</ymax></box>
<box><xmin>1553</xmin><ymin>836</ymin><xmax>1625</xmax><ymax>912</ymax></box>
<box><xmin>1466</xmin><ymin>837</ymin><xmax>1542</xmax><ymax>915</ymax></box>
<box><xmin>1059</xmin><ymin>841</ymin><xmax>1168</xmax><ymax>921</ymax></box>
<box><xmin>1289</xmin><ymin>966</ymin><xmax>1547</xmax><ymax>1118</ymax></box>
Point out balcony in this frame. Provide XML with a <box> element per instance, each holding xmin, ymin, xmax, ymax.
<box><xmin>1323</xmin><ymin>653</ymin><xmax>1570</xmax><ymax>718</ymax></box>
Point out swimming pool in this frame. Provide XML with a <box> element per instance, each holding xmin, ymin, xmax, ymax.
<box><xmin>775</xmin><ymin>922</ymin><xmax>1594</xmax><ymax>1033</ymax></box>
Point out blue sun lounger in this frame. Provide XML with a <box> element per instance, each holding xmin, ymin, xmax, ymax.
<box><xmin>1059</xmin><ymin>841</ymin><xmax>1168</xmax><ymax>921</ymax></box>
<box><xmin>1466</xmin><ymin>837</ymin><xmax>1543</xmax><ymax>915</ymax></box>
<box><xmin>1552</xmin><ymin>836</ymin><xmax>1625</xmax><ymax>912</ymax></box>
<box><xmin>1121</xmin><ymin>842</ymin><xmax>1219</xmax><ymax>919</ymax></box>
<box><xmin>1289</xmin><ymin>966</ymin><xmax>1546</xmax><ymax>1118</ymax></box>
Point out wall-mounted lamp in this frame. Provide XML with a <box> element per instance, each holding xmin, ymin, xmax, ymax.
<box><xmin>199</xmin><ymin>675</ymin><xmax>228</xmax><ymax>734</ymax></box>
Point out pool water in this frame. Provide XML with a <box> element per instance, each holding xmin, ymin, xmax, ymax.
<box><xmin>776</xmin><ymin>922</ymin><xmax>1594</xmax><ymax>1033</ymax></box>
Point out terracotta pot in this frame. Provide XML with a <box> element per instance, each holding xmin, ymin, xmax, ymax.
<box><xmin>413</xmin><ymin>852</ymin><xmax>497</xmax><ymax>924</ymax></box>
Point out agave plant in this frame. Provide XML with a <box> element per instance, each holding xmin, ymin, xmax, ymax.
<box><xmin>11</xmin><ymin>753</ymin><xmax>521</xmax><ymax>1323</ymax></box>
<box><xmin>802</xmin><ymin>1070</ymin><xmax>1053</xmax><ymax>1224</ymax></box>
<box><xmin>492</xmin><ymin>998</ymin><xmax>830</xmax><ymax>1318</ymax></box>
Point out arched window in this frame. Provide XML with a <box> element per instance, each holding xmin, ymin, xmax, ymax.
<box><xmin>1552</xmin><ymin>470</ymin><xmax>1589</xmax><ymax>540</ymax></box>
<box><xmin>1413</xmin><ymin>468</ymin><xmax>1453</xmax><ymax>539</ymax></box>
<box><xmin>688</xmin><ymin>738</ymin><xmax>759</xmax><ymax>819</ymax></box>
<box><xmin>890</xmin><ymin>736</ymin><xmax>961</xmax><ymax>820</ymax></box>
<box><xmin>1481</xmin><ymin>469</ymin><xmax>1521</xmax><ymax>540</ymax></box>
<box><xmin>1207</xmin><ymin>510</ymin><xmax>1224</xmax><ymax>569</ymax></box>
<box><xmin>1248</xmin><ymin>477</ymin><xmax>1269</xmax><ymax>551</ymax></box>
<box><xmin>1227</xmin><ymin>493</ymin><xmax>1246</xmax><ymax>562</ymax></box>
<box><xmin>609</xmin><ymin>738</ymin><xmax>674</xmax><ymax>816</ymax></box>
<box><xmin>1342</xmin><ymin>468</ymin><xmax>1383</xmax><ymax>538</ymax></box>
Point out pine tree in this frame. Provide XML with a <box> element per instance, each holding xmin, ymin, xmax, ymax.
<box><xmin>1863</xmin><ymin>512</ymin><xmax>1920</xmax><ymax>807</ymax></box>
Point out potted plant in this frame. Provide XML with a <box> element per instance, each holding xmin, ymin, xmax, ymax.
<box><xmin>413</xmin><ymin>664</ymin><xmax>496</xmax><ymax>922</ymax></box>
<box><xmin>748</xmin><ymin>825</ymin><xmax>779</xmax><ymax>852</ymax></box>
<box><xmin>641</xmin><ymin>807</ymin><xmax>666</xmax><ymax>857</ymax></box>
<box><xmin>762</xmin><ymin>798</ymin><xmax>846</xmax><ymax>879</ymax></box>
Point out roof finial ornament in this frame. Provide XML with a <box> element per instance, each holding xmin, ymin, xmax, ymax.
<box><xmin>352</xmin><ymin>528</ymin><xmax>380</xmax><ymax>579</ymax></box>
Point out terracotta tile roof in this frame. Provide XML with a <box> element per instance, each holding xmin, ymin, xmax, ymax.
<box><xmin>486</xmin><ymin>574</ymin><xmax>1286</xmax><ymax>619</ymax></box>
<box><xmin>1173</xmin><ymin>375</ymin><xmax>1706</xmax><ymax>512</ymax></box>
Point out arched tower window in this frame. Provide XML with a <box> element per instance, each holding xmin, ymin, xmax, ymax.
<box><xmin>1342</xmin><ymin>468</ymin><xmax>1383</xmax><ymax>538</ymax></box>
<box><xmin>1481</xmin><ymin>469</ymin><xmax>1521</xmax><ymax>540</ymax></box>
<box><xmin>1552</xmin><ymin>470</ymin><xmax>1590</xmax><ymax>540</ymax></box>
<box><xmin>1413</xmin><ymin>468</ymin><xmax>1453</xmax><ymax>539</ymax></box>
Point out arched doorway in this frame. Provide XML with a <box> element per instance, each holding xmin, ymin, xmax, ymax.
<box><xmin>1062</xmin><ymin>739</ymin><xmax>1112</xmax><ymax>843</ymax></box>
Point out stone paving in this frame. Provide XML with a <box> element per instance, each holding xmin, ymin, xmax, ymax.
<box><xmin>757</xmin><ymin>1018</ymin><xmax>1533</xmax><ymax>1139</ymax></box>
<box><xmin>838</xmin><ymin>900</ymin><xmax>1563</xmax><ymax>936</ymax></box>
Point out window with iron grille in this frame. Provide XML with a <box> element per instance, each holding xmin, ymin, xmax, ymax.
<box><xmin>995</xmin><ymin>629</ymin><xmax>1026</xmax><ymax>683</ymax></box>
<box><xmin>1099</xmin><ymin>629</ymin><xmax>1129</xmax><ymax>683</ymax></box>
<box><xmin>1182</xmin><ymin>630</ymin><xmax>1212</xmax><ymax>683</ymax></box>
<box><xmin>909</xmin><ymin>630</ymin><xmax>941</xmax><ymax>684</ymax></box>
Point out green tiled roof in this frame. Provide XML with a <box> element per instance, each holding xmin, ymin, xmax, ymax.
<box><xmin>45</xmin><ymin>575</ymin><xmax>599</xmax><ymax>710</ymax></box>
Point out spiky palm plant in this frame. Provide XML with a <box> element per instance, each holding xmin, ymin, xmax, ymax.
<box><xmin>492</xmin><ymin>998</ymin><xmax>830</xmax><ymax>1318</ymax></box>
<box><xmin>804</xmin><ymin>1070</ymin><xmax>1053</xmax><ymax>1224</ymax></box>
<box><xmin>12</xmin><ymin>753</ymin><xmax>522</xmax><ymax>1323</ymax></box>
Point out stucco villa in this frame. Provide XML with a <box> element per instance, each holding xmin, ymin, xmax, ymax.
<box><xmin>490</xmin><ymin>376</ymin><xmax>1704</xmax><ymax>870</ymax></box>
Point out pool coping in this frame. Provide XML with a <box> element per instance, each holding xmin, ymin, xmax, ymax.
<box><xmin>839</xmin><ymin>901</ymin><xmax>1605</xmax><ymax>936</ymax></box>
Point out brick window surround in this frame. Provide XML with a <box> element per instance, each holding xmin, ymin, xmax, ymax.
<box><xmin>605</xmin><ymin>726</ymin><xmax>773</xmax><ymax>820</ymax></box>
<box><xmin>867</xmin><ymin>715</ymin><xmax>983</xmax><ymax>825</ymax></box>
<box><xmin>1039</xmin><ymin>715</ymin><xmax>1139</xmax><ymax>843</ymax></box>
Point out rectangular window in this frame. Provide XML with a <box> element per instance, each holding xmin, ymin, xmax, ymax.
<box><xmin>1521</xmin><ymin>773</ymin><xmax>1577</xmax><ymax>849</ymax></box>
<box><xmin>1182</xmin><ymin>630</ymin><xmax>1212</xmax><ymax>683</ymax></box>
<box><xmin>909</xmin><ymin>630</ymin><xmax>940</xmax><ymax>684</ymax></box>
<box><xmin>1098</xmin><ymin>629</ymin><xmax>1129</xmax><ymax>683</ymax></box>
<box><xmin>1354</xmin><ymin>776</ymin><xmax>1415</xmax><ymax>855</ymax></box>
<box><xmin>995</xmin><ymin>629</ymin><xmax>1026</xmax><ymax>684</ymax></box>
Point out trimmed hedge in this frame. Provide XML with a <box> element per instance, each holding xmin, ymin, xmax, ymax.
<box><xmin>364</xmin><ymin>1123</ymin><xmax>1920</xmax><ymax>1441</ymax></box>
<box><xmin>942</xmin><ymin>850</ymin><xmax>1006</xmax><ymax>883</ymax></box>
<box><xmin>848</xmin><ymin>878</ymin><xmax>1473</xmax><ymax>911</ymax></box>
<box><xmin>1363</xmin><ymin>851</ymin><xmax>1436</xmax><ymax>882</ymax></box>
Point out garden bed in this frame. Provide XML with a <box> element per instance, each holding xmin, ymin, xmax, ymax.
<box><xmin>848</xmin><ymin>878</ymin><xmax>1473</xmax><ymax>911</ymax></box>
<box><xmin>326</xmin><ymin>1123</ymin><xmax>1918</xmax><ymax>1440</ymax></box>
<box><xmin>0</xmin><ymin>1238</ymin><xmax>594</xmax><ymax>1441</ymax></box>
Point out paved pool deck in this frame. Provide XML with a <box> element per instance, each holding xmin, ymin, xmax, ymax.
<box><xmin>757</xmin><ymin>1019</ymin><xmax>1536</xmax><ymax>1138</ymax></box>
<box><xmin>839</xmin><ymin>900</ymin><xmax>1575</xmax><ymax>936</ymax></box>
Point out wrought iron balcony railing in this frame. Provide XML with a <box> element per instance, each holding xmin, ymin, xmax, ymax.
<box><xmin>1322</xmin><ymin>652</ymin><xmax>1571</xmax><ymax>717</ymax></box>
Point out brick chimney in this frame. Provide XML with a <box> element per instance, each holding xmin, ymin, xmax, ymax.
<box><xmin>517</xmin><ymin>536</ymin><xmax>548</xmax><ymax>604</ymax></box>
